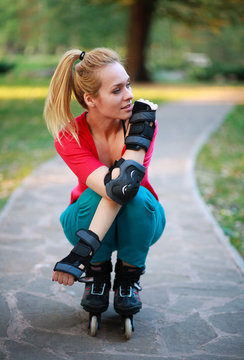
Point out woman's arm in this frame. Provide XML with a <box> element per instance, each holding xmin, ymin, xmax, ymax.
<box><xmin>82</xmin><ymin>99</ymin><xmax>158</xmax><ymax>241</ymax></box>
<box><xmin>87</xmin><ymin>148</ymin><xmax>146</xmax><ymax>239</ymax></box>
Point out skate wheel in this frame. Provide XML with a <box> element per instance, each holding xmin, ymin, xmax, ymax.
<box><xmin>124</xmin><ymin>318</ymin><xmax>132</xmax><ymax>340</ymax></box>
<box><xmin>90</xmin><ymin>315</ymin><xmax>98</xmax><ymax>337</ymax></box>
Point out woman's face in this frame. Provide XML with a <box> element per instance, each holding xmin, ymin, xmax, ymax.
<box><xmin>93</xmin><ymin>62</ymin><xmax>133</xmax><ymax>120</ymax></box>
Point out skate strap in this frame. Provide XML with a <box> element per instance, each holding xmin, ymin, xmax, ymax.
<box><xmin>53</xmin><ymin>262</ymin><xmax>84</xmax><ymax>281</ymax></box>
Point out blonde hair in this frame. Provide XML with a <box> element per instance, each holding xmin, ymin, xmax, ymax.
<box><xmin>44</xmin><ymin>48</ymin><xmax>120</xmax><ymax>143</ymax></box>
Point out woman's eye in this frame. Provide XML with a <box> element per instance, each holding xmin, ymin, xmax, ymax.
<box><xmin>126</xmin><ymin>82</ymin><xmax>131</xmax><ymax>88</ymax></box>
<box><xmin>113</xmin><ymin>88</ymin><xmax>120</xmax><ymax>94</ymax></box>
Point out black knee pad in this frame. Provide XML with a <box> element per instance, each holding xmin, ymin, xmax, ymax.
<box><xmin>104</xmin><ymin>158</ymin><xmax>145</xmax><ymax>205</ymax></box>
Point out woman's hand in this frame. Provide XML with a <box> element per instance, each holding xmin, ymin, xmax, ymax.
<box><xmin>125</xmin><ymin>98</ymin><xmax>158</xmax><ymax>153</ymax></box>
<box><xmin>137</xmin><ymin>98</ymin><xmax>158</xmax><ymax>110</ymax></box>
<box><xmin>52</xmin><ymin>271</ymin><xmax>75</xmax><ymax>286</ymax></box>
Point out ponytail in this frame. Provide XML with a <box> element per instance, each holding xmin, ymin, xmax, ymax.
<box><xmin>44</xmin><ymin>47</ymin><xmax>120</xmax><ymax>144</ymax></box>
<box><xmin>44</xmin><ymin>49</ymin><xmax>80</xmax><ymax>143</ymax></box>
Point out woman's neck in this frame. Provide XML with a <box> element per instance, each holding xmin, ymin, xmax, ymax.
<box><xmin>86</xmin><ymin>111</ymin><xmax>121</xmax><ymax>140</ymax></box>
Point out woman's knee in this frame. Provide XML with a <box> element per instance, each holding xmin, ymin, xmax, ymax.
<box><xmin>61</xmin><ymin>188</ymin><xmax>101</xmax><ymax>227</ymax></box>
<box><xmin>60</xmin><ymin>188</ymin><xmax>102</xmax><ymax>245</ymax></box>
<box><xmin>127</xmin><ymin>186</ymin><xmax>157</xmax><ymax>215</ymax></box>
<box><xmin>125</xmin><ymin>186</ymin><xmax>166</xmax><ymax>242</ymax></box>
<box><xmin>76</xmin><ymin>188</ymin><xmax>101</xmax><ymax>213</ymax></box>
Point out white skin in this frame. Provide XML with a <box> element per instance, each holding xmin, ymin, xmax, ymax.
<box><xmin>52</xmin><ymin>62</ymin><xmax>146</xmax><ymax>286</ymax></box>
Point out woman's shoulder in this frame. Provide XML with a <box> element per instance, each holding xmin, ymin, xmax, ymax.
<box><xmin>54</xmin><ymin>111</ymin><xmax>92</xmax><ymax>153</ymax></box>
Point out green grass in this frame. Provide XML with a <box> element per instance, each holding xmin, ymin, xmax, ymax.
<box><xmin>0</xmin><ymin>98</ymin><xmax>82</xmax><ymax>210</ymax></box>
<box><xmin>195</xmin><ymin>105</ymin><xmax>244</xmax><ymax>257</ymax></box>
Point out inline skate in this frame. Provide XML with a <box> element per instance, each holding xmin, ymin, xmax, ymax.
<box><xmin>81</xmin><ymin>260</ymin><xmax>112</xmax><ymax>336</ymax></box>
<box><xmin>113</xmin><ymin>259</ymin><xmax>145</xmax><ymax>339</ymax></box>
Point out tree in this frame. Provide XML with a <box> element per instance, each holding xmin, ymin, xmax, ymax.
<box><xmin>97</xmin><ymin>0</ymin><xmax>244</xmax><ymax>81</ymax></box>
<box><xmin>126</xmin><ymin>0</ymin><xmax>157</xmax><ymax>81</ymax></box>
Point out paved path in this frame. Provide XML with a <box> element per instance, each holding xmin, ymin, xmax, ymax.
<box><xmin>1</xmin><ymin>101</ymin><xmax>244</xmax><ymax>360</ymax></box>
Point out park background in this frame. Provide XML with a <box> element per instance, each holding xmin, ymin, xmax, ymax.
<box><xmin>0</xmin><ymin>0</ymin><xmax>244</xmax><ymax>257</ymax></box>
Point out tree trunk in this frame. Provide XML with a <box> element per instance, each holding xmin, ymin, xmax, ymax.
<box><xmin>126</xmin><ymin>0</ymin><xmax>157</xmax><ymax>82</ymax></box>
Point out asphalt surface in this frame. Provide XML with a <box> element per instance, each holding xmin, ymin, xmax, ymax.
<box><xmin>0</xmin><ymin>101</ymin><xmax>244</xmax><ymax>360</ymax></box>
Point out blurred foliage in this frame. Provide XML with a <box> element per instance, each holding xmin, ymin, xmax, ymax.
<box><xmin>0</xmin><ymin>0</ymin><xmax>128</xmax><ymax>54</ymax></box>
<box><xmin>0</xmin><ymin>55</ymin><xmax>62</xmax><ymax>85</ymax></box>
<box><xmin>188</xmin><ymin>63</ymin><xmax>244</xmax><ymax>82</ymax></box>
<box><xmin>155</xmin><ymin>0</ymin><xmax>243</xmax><ymax>27</ymax></box>
<box><xmin>0</xmin><ymin>60</ymin><xmax>15</xmax><ymax>74</ymax></box>
<box><xmin>0</xmin><ymin>0</ymin><xmax>243</xmax><ymax>82</ymax></box>
<box><xmin>148</xmin><ymin>18</ymin><xmax>244</xmax><ymax>82</ymax></box>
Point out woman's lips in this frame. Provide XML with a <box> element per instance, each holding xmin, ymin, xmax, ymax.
<box><xmin>122</xmin><ymin>104</ymin><xmax>133</xmax><ymax>111</ymax></box>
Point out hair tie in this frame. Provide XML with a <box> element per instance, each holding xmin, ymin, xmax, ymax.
<box><xmin>79</xmin><ymin>51</ymin><xmax>85</xmax><ymax>61</ymax></box>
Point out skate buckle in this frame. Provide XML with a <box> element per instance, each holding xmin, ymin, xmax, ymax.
<box><xmin>134</xmin><ymin>282</ymin><xmax>142</xmax><ymax>291</ymax></box>
<box><xmin>78</xmin><ymin>275</ymin><xmax>94</xmax><ymax>283</ymax></box>
<box><xmin>119</xmin><ymin>285</ymin><xmax>132</xmax><ymax>298</ymax></box>
<box><xmin>91</xmin><ymin>283</ymin><xmax>106</xmax><ymax>296</ymax></box>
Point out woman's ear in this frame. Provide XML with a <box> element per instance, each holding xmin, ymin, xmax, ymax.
<box><xmin>84</xmin><ymin>93</ymin><xmax>95</xmax><ymax>108</ymax></box>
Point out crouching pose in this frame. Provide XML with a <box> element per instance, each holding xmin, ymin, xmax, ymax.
<box><xmin>44</xmin><ymin>48</ymin><xmax>166</xmax><ymax>338</ymax></box>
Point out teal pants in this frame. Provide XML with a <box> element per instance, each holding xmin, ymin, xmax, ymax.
<box><xmin>60</xmin><ymin>186</ymin><xmax>166</xmax><ymax>268</ymax></box>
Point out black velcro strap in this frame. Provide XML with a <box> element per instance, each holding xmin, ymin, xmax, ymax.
<box><xmin>75</xmin><ymin>229</ymin><xmax>101</xmax><ymax>254</ymax></box>
<box><xmin>72</xmin><ymin>241</ymin><xmax>91</xmax><ymax>257</ymax></box>
<box><xmin>125</xmin><ymin>136</ymin><xmax>151</xmax><ymax>151</ymax></box>
<box><xmin>129</xmin><ymin>122</ymin><xmax>154</xmax><ymax>139</ymax></box>
<box><xmin>54</xmin><ymin>262</ymin><xmax>84</xmax><ymax>280</ymax></box>
<box><xmin>104</xmin><ymin>158</ymin><xmax>125</xmax><ymax>185</ymax></box>
<box><xmin>129</xmin><ymin>123</ymin><xmax>144</xmax><ymax>134</ymax></box>
<box><xmin>130</xmin><ymin>111</ymin><xmax>155</xmax><ymax>123</ymax></box>
<box><xmin>125</xmin><ymin>121</ymin><xmax>155</xmax><ymax>152</ymax></box>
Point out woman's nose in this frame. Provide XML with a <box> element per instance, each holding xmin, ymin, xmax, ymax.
<box><xmin>124</xmin><ymin>86</ymin><xmax>133</xmax><ymax>100</ymax></box>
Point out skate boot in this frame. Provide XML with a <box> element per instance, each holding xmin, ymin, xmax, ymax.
<box><xmin>81</xmin><ymin>260</ymin><xmax>112</xmax><ymax>336</ymax></box>
<box><xmin>113</xmin><ymin>259</ymin><xmax>145</xmax><ymax>339</ymax></box>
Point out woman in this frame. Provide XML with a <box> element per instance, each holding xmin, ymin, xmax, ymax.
<box><xmin>44</xmin><ymin>48</ymin><xmax>166</xmax><ymax>328</ymax></box>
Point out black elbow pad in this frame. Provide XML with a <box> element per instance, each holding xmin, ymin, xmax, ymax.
<box><xmin>104</xmin><ymin>158</ymin><xmax>145</xmax><ymax>205</ymax></box>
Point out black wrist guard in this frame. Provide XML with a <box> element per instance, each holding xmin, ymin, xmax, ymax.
<box><xmin>53</xmin><ymin>229</ymin><xmax>101</xmax><ymax>281</ymax></box>
<box><xmin>125</xmin><ymin>100</ymin><xmax>156</xmax><ymax>152</ymax></box>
